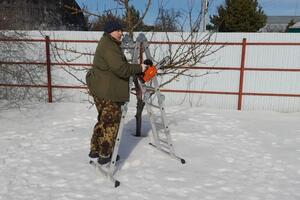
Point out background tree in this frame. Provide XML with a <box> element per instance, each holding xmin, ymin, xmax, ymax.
<box><xmin>90</xmin><ymin>12</ymin><xmax>123</xmax><ymax>31</ymax></box>
<box><xmin>0</xmin><ymin>30</ymin><xmax>46</xmax><ymax>109</ymax></box>
<box><xmin>210</xmin><ymin>0</ymin><xmax>267</xmax><ymax>32</ymax></box>
<box><xmin>123</xmin><ymin>5</ymin><xmax>151</xmax><ymax>31</ymax></box>
<box><xmin>116</xmin><ymin>0</ymin><xmax>151</xmax><ymax>37</ymax></box>
<box><xmin>90</xmin><ymin>6</ymin><xmax>154</xmax><ymax>32</ymax></box>
<box><xmin>154</xmin><ymin>8</ymin><xmax>181</xmax><ymax>32</ymax></box>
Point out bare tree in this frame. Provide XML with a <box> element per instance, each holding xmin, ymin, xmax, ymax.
<box><xmin>132</xmin><ymin>0</ymin><xmax>223</xmax><ymax>136</ymax></box>
<box><xmin>0</xmin><ymin>1</ymin><xmax>89</xmax><ymax>110</ymax></box>
<box><xmin>154</xmin><ymin>8</ymin><xmax>181</xmax><ymax>32</ymax></box>
<box><xmin>0</xmin><ymin>30</ymin><xmax>46</xmax><ymax>110</ymax></box>
<box><xmin>116</xmin><ymin>0</ymin><xmax>151</xmax><ymax>37</ymax></box>
<box><xmin>43</xmin><ymin>31</ymin><xmax>93</xmax><ymax>103</ymax></box>
<box><xmin>61</xmin><ymin>0</ymin><xmax>223</xmax><ymax>136</ymax></box>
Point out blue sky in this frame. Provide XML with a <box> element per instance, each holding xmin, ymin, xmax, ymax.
<box><xmin>76</xmin><ymin>0</ymin><xmax>300</xmax><ymax>24</ymax></box>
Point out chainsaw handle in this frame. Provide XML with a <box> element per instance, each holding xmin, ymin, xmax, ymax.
<box><xmin>143</xmin><ymin>59</ymin><xmax>153</xmax><ymax>66</ymax></box>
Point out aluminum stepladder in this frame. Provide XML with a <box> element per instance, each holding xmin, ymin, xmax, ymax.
<box><xmin>132</xmin><ymin>33</ymin><xmax>186</xmax><ymax>165</ymax></box>
<box><xmin>90</xmin><ymin>33</ymin><xmax>185</xmax><ymax>188</ymax></box>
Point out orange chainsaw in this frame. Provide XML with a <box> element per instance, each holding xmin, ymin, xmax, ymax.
<box><xmin>143</xmin><ymin>65</ymin><xmax>157</xmax><ymax>82</ymax></box>
<box><xmin>141</xmin><ymin>57</ymin><xmax>170</xmax><ymax>82</ymax></box>
<box><xmin>141</xmin><ymin>59</ymin><xmax>155</xmax><ymax>82</ymax></box>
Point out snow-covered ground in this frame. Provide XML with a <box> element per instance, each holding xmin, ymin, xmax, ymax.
<box><xmin>0</xmin><ymin>102</ymin><xmax>299</xmax><ymax>200</ymax></box>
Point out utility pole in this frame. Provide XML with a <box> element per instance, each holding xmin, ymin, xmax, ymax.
<box><xmin>201</xmin><ymin>0</ymin><xmax>208</xmax><ymax>32</ymax></box>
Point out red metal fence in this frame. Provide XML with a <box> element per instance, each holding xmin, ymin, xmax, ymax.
<box><xmin>1</xmin><ymin>36</ymin><xmax>300</xmax><ymax>110</ymax></box>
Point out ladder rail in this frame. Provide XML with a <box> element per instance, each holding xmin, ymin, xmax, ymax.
<box><xmin>109</xmin><ymin>104</ymin><xmax>128</xmax><ymax>174</ymax></box>
<box><xmin>151</xmin><ymin>76</ymin><xmax>176</xmax><ymax>156</ymax></box>
<box><xmin>140</xmin><ymin>34</ymin><xmax>183</xmax><ymax>162</ymax></box>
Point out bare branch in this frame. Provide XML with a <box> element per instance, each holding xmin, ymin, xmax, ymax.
<box><xmin>131</xmin><ymin>0</ymin><xmax>152</xmax><ymax>31</ymax></box>
<box><xmin>64</xmin><ymin>4</ymin><xmax>101</xmax><ymax>18</ymax></box>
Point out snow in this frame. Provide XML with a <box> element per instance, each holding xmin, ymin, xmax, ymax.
<box><xmin>0</xmin><ymin>102</ymin><xmax>299</xmax><ymax>200</ymax></box>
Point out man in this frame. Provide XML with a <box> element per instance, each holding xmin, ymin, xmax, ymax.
<box><xmin>86</xmin><ymin>20</ymin><xmax>145</xmax><ymax>165</ymax></box>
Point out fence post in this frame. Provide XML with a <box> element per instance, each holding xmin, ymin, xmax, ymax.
<box><xmin>45</xmin><ymin>36</ymin><xmax>52</xmax><ymax>103</ymax></box>
<box><xmin>237</xmin><ymin>38</ymin><xmax>247</xmax><ymax>110</ymax></box>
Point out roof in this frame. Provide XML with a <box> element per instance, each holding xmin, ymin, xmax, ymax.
<box><xmin>291</xmin><ymin>21</ymin><xmax>300</xmax><ymax>28</ymax></box>
<box><xmin>260</xmin><ymin>16</ymin><xmax>300</xmax><ymax>32</ymax></box>
<box><xmin>0</xmin><ymin>0</ymin><xmax>85</xmax><ymax>30</ymax></box>
<box><xmin>267</xmin><ymin>16</ymin><xmax>300</xmax><ymax>24</ymax></box>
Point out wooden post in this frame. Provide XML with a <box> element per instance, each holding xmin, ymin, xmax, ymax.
<box><xmin>45</xmin><ymin>36</ymin><xmax>52</xmax><ymax>103</ymax></box>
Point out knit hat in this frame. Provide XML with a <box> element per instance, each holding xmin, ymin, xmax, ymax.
<box><xmin>103</xmin><ymin>20</ymin><xmax>123</xmax><ymax>33</ymax></box>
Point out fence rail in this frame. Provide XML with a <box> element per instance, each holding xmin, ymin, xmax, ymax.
<box><xmin>0</xmin><ymin>36</ymin><xmax>299</xmax><ymax>110</ymax></box>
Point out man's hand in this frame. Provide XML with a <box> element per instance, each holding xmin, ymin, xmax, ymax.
<box><xmin>141</xmin><ymin>64</ymin><xmax>147</xmax><ymax>72</ymax></box>
<box><xmin>141</xmin><ymin>59</ymin><xmax>153</xmax><ymax>72</ymax></box>
<box><xmin>143</xmin><ymin>59</ymin><xmax>153</xmax><ymax>66</ymax></box>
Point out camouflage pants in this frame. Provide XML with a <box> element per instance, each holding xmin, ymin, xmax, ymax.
<box><xmin>90</xmin><ymin>97</ymin><xmax>123</xmax><ymax>158</ymax></box>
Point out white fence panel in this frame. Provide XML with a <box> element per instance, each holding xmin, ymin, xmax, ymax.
<box><xmin>3</xmin><ymin>31</ymin><xmax>300</xmax><ymax>112</ymax></box>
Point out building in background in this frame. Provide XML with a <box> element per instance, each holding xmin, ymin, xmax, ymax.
<box><xmin>287</xmin><ymin>22</ymin><xmax>300</xmax><ymax>33</ymax></box>
<box><xmin>260</xmin><ymin>16</ymin><xmax>300</xmax><ymax>32</ymax></box>
<box><xmin>0</xmin><ymin>0</ymin><xmax>86</xmax><ymax>30</ymax></box>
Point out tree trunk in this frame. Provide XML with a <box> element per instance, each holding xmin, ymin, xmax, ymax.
<box><xmin>134</xmin><ymin>77</ymin><xmax>145</xmax><ymax>137</ymax></box>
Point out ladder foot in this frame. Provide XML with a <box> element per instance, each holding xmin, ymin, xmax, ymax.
<box><xmin>114</xmin><ymin>180</ymin><xmax>121</xmax><ymax>188</ymax></box>
<box><xmin>149</xmin><ymin>142</ymin><xmax>185</xmax><ymax>164</ymax></box>
<box><xmin>132</xmin><ymin>134</ymin><xmax>147</xmax><ymax>138</ymax></box>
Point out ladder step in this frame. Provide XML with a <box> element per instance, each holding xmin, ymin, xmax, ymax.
<box><xmin>144</xmin><ymin>86</ymin><xmax>156</xmax><ymax>91</ymax></box>
<box><xmin>147</xmin><ymin>103</ymin><xmax>160</xmax><ymax>109</ymax></box>
<box><xmin>159</xmin><ymin>138</ymin><xmax>168</xmax><ymax>144</ymax></box>
<box><xmin>153</xmin><ymin>124</ymin><xmax>169</xmax><ymax>131</ymax></box>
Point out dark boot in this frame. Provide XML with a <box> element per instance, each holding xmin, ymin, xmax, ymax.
<box><xmin>88</xmin><ymin>150</ymin><xmax>99</xmax><ymax>158</ymax></box>
<box><xmin>98</xmin><ymin>155</ymin><xmax>120</xmax><ymax>165</ymax></box>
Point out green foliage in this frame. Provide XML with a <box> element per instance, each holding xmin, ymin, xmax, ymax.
<box><xmin>90</xmin><ymin>6</ymin><xmax>154</xmax><ymax>32</ymax></box>
<box><xmin>210</xmin><ymin>0</ymin><xmax>267</xmax><ymax>32</ymax></box>
<box><xmin>90</xmin><ymin>12</ymin><xmax>123</xmax><ymax>31</ymax></box>
<box><xmin>90</xmin><ymin>5</ymin><xmax>181</xmax><ymax>32</ymax></box>
<box><xmin>123</xmin><ymin>5</ymin><xmax>140</xmax><ymax>30</ymax></box>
